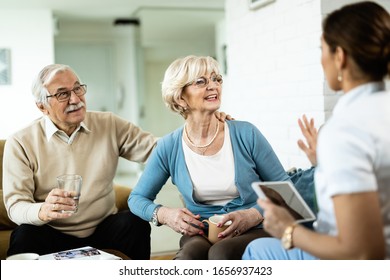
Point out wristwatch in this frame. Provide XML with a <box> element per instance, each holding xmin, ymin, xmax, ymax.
<box><xmin>281</xmin><ymin>223</ymin><xmax>297</xmax><ymax>250</ymax></box>
<box><xmin>151</xmin><ymin>205</ymin><xmax>162</xmax><ymax>227</ymax></box>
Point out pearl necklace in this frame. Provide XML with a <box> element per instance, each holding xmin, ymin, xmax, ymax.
<box><xmin>184</xmin><ymin>121</ymin><xmax>220</xmax><ymax>149</ymax></box>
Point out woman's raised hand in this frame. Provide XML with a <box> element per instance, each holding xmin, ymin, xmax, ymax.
<box><xmin>297</xmin><ymin>115</ymin><xmax>318</xmax><ymax>166</ymax></box>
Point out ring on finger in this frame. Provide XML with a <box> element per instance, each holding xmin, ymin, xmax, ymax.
<box><xmin>180</xmin><ymin>228</ymin><xmax>185</xmax><ymax>235</ymax></box>
<box><xmin>234</xmin><ymin>229</ymin><xmax>240</xmax><ymax>236</ymax></box>
<box><xmin>52</xmin><ymin>203</ymin><xmax>57</xmax><ymax>211</ymax></box>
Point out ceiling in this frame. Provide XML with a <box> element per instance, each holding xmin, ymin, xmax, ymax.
<box><xmin>0</xmin><ymin>0</ymin><xmax>224</xmax><ymax>21</ymax></box>
<box><xmin>1</xmin><ymin>0</ymin><xmax>225</xmax><ymax>60</ymax></box>
<box><xmin>5</xmin><ymin>0</ymin><xmax>390</xmax><ymax>28</ymax></box>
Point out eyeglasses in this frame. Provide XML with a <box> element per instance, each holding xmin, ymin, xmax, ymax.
<box><xmin>46</xmin><ymin>84</ymin><xmax>87</xmax><ymax>102</ymax></box>
<box><xmin>186</xmin><ymin>74</ymin><xmax>223</xmax><ymax>88</ymax></box>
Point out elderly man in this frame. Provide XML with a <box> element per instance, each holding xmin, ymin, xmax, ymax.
<box><xmin>3</xmin><ymin>64</ymin><xmax>156</xmax><ymax>259</ymax></box>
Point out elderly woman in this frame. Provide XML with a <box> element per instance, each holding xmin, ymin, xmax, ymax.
<box><xmin>128</xmin><ymin>55</ymin><xmax>291</xmax><ymax>259</ymax></box>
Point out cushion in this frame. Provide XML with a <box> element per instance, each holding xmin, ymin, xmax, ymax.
<box><xmin>114</xmin><ymin>185</ymin><xmax>131</xmax><ymax>212</ymax></box>
<box><xmin>0</xmin><ymin>139</ymin><xmax>5</xmax><ymax>190</ymax></box>
<box><xmin>288</xmin><ymin>166</ymin><xmax>317</xmax><ymax>214</ymax></box>
<box><xmin>0</xmin><ymin>189</ymin><xmax>17</xmax><ymax>230</ymax></box>
<box><xmin>0</xmin><ymin>139</ymin><xmax>16</xmax><ymax>229</ymax></box>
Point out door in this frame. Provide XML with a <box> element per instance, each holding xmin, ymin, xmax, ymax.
<box><xmin>55</xmin><ymin>43</ymin><xmax>116</xmax><ymax>113</ymax></box>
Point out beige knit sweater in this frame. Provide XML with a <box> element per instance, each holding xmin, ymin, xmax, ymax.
<box><xmin>3</xmin><ymin>111</ymin><xmax>156</xmax><ymax>237</ymax></box>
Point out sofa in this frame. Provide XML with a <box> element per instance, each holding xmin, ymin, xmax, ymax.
<box><xmin>0</xmin><ymin>139</ymin><xmax>131</xmax><ymax>260</ymax></box>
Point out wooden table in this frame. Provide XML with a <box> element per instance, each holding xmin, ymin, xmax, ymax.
<box><xmin>101</xmin><ymin>249</ymin><xmax>131</xmax><ymax>260</ymax></box>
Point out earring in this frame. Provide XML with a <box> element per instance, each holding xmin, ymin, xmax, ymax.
<box><xmin>337</xmin><ymin>72</ymin><xmax>342</xmax><ymax>82</ymax></box>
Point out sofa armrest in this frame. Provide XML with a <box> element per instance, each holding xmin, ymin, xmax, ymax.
<box><xmin>114</xmin><ymin>185</ymin><xmax>131</xmax><ymax>212</ymax></box>
<box><xmin>0</xmin><ymin>190</ymin><xmax>17</xmax><ymax>230</ymax></box>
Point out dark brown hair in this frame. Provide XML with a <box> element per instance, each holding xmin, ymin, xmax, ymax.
<box><xmin>323</xmin><ymin>1</ymin><xmax>390</xmax><ymax>81</ymax></box>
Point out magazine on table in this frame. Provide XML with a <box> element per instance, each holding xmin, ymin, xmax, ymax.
<box><xmin>39</xmin><ymin>246</ymin><xmax>122</xmax><ymax>260</ymax></box>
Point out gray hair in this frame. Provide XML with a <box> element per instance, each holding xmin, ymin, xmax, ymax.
<box><xmin>32</xmin><ymin>64</ymin><xmax>81</xmax><ymax>107</ymax></box>
<box><xmin>161</xmin><ymin>55</ymin><xmax>221</xmax><ymax>119</ymax></box>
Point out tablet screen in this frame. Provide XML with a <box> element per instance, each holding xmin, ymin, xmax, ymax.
<box><xmin>252</xmin><ymin>181</ymin><xmax>316</xmax><ymax>223</ymax></box>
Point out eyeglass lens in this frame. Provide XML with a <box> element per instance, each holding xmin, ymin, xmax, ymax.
<box><xmin>55</xmin><ymin>85</ymin><xmax>87</xmax><ymax>101</ymax></box>
<box><xmin>193</xmin><ymin>74</ymin><xmax>223</xmax><ymax>88</ymax></box>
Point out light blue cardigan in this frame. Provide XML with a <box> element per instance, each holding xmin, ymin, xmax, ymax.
<box><xmin>128</xmin><ymin>120</ymin><xmax>290</xmax><ymax>222</ymax></box>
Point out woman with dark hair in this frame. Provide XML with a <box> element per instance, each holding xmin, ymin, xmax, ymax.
<box><xmin>243</xmin><ymin>1</ymin><xmax>390</xmax><ymax>260</ymax></box>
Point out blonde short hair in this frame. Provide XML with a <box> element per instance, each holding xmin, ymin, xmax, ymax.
<box><xmin>161</xmin><ymin>55</ymin><xmax>221</xmax><ymax>118</ymax></box>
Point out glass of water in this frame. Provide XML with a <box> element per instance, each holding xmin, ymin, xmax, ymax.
<box><xmin>56</xmin><ymin>174</ymin><xmax>82</xmax><ymax>214</ymax></box>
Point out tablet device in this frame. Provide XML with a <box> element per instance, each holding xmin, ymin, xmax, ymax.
<box><xmin>251</xmin><ymin>181</ymin><xmax>316</xmax><ymax>223</ymax></box>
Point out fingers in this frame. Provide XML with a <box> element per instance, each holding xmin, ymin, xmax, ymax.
<box><xmin>298</xmin><ymin>117</ymin><xmax>306</xmax><ymax>134</ymax></box>
<box><xmin>39</xmin><ymin>202</ymin><xmax>73</xmax><ymax>222</ymax></box>
<box><xmin>298</xmin><ymin>117</ymin><xmax>312</xmax><ymax>140</ymax></box>
<box><xmin>47</xmin><ymin>202</ymin><xmax>74</xmax><ymax>215</ymax></box>
<box><xmin>180</xmin><ymin>209</ymin><xmax>203</xmax><ymax>227</ymax></box>
<box><xmin>302</xmin><ymin>114</ymin><xmax>310</xmax><ymax>128</ymax></box>
<box><xmin>297</xmin><ymin>139</ymin><xmax>309</xmax><ymax>153</ymax></box>
<box><xmin>46</xmin><ymin>189</ymin><xmax>77</xmax><ymax>208</ymax></box>
<box><xmin>178</xmin><ymin>223</ymin><xmax>203</xmax><ymax>236</ymax></box>
<box><xmin>297</xmin><ymin>115</ymin><xmax>318</xmax><ymax>166</ymax></box>
<box><xmin>214</xmin><ymin>111</ymin><xmax>234</xmax><ymax>122</ymax></box>
<box><xmin>299</xmin><ymin>115</ymin><xmax>317</xmax><ymax>137</ymax></box>
<box><xmin>219</xmin><ymin>227</ymin><xmax>241</xmax><ymax>238</ymax></box>
<box><xmin>217</xmin><ymin>214</ymin><xmax>231</xmax><ymax>227</ymax></box>
<box><xmin>308</xmin><ymin>117</ymin><xmax>317</xmax><ymax>135</ymax></box>
<box><xmin>180</xmin><ymin>208</ymin><xmax>200</xmax><ymax>219</ymax></box>
<box><xmin>51</xmin><ymin>203</ymin><xmax>76</xmax><ymax>214</ymax></box>
<box><xmin>219</xmin><ymin>225</ymin><xmax>246</xmax><ymax>239</ymax></box>
<box><xmin>46</xmin><ymin>188</ymin><xmax>63</xmax><ymax>204</ymax></box>
<box><xmin>257</xmin><ymin>198</ymin><xmax>273</xmax><ymax>218</ymax></box>
<box><xmin>216</xmin><ymin>212</ymin><xmax>251</xmax><ymax>238</ymax></box>
<box><xmin>175</xmin><ymin>208</ymin><xmax>204</xmax><ymax>236</ymax></box>
<box><xmin>226</xmin><ymin>114</ymin><xmax>235</xmax><ymax>120</ymax></box>
<box><xmin>40</xmin><ymin>189</ymin><xmax>76</xmax><ymax>222</ymax></box>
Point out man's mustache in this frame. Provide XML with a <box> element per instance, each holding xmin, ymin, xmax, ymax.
<box><xmin>65</xmin><ymin>102</ymin><xmax>85</xmax><ymax>113</ymax></box>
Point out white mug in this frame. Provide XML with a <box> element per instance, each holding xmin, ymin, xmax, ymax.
<box><xmin>6</xmin><ymin>253</ymin><xmax>39</xmax><ymax>260</ymax></box>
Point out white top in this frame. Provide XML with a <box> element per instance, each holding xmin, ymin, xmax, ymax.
<box><xmin>314</xmin><ymin>82</ymin><xmax>390</xmax><ymax>258</ymax></box>
<box><xmin>182</xmin><ymin>123</ymin><xmax>239</xmax><ymax>205</ymax></box>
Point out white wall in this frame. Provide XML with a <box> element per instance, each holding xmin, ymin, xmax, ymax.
<box><xmin>0</xmin><ymin>10</ymin><xmax>54</xmax><ymax>139</ymax></box>
<box><xmin>225</xmin><ymin>0</ymin><xmax>324</xmax><ymax>169</ymax></box>
<box><xmin>224</xmin><ymin>0</ymin><xmax>390</xmax><ymax>169</ymax></box>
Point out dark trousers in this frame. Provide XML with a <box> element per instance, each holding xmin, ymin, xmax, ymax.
<box><xmin>174</xmin><ymin>228</ymin><xmax>270</xmax><ymax>260</ymax></box>
<box><xmin>7</xmin><ymin>210</ymin><xmax>151</xmax><ymax>260</ymax></box>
